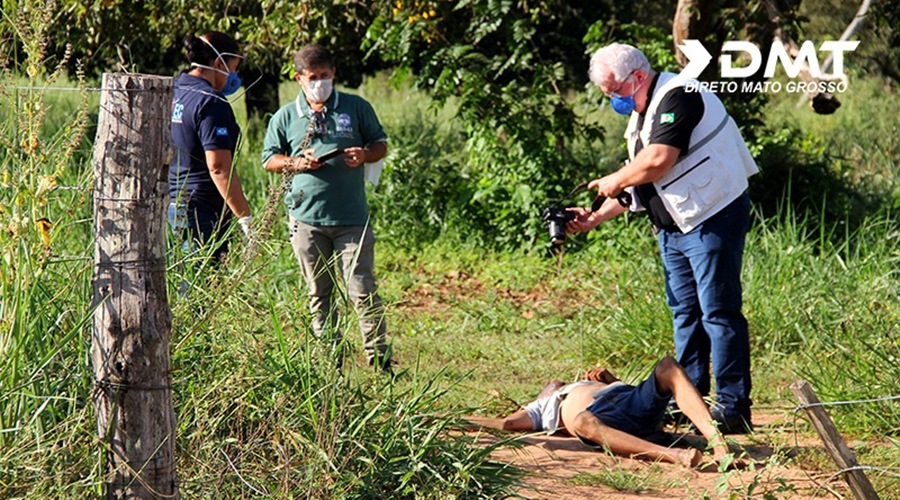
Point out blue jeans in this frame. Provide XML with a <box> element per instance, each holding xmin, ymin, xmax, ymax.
<box><xmin>659</xmin><ymin>194</ymin><xmax>751</xmax><ymax>417</ymax></box>
<box><xmin>167</xmin><ymin>202</ymin><xmax>231</xmax><ymax>262</ymax></box>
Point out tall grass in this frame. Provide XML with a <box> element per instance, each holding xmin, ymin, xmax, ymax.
<box><xmin>0</xmin><ymin>10</ymin><xmax>524</xmax><ymax>498</ymax></box>
<box><xmin>0</xmin><ymin>0</ymin><xmax>92</xmax><ymax>448</ymax></box>
<box><xmin>2</xmin><ymin>7</ymin><xmax>900</xmax><ymax>496</ymax></box>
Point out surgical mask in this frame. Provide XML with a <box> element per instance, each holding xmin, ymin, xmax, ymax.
<box><xmin>609</xmin><ymin>74</ymin><xmax>645</xmax><ymax>116</ymax></box>
<box><xmin>220</xmin><ymin>72</ymin><xmax>241</xmax><ymax>96</ymax></box>
<box><xmin>303</xmin><ymin>78</ymin><xmax>334</xmax><ymax>103</ymax></box>
<box><xmin>192</xmin><ymin>36</ymin><xmax>243</xmax><ymax>96</ymax></box>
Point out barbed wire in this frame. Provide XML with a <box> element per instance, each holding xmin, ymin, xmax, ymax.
<box><xmin>790</xmin><ymin>392</ymin><xmax>900</xmax><ymax>498</ymax></box>
<box><xmin>219</xmin><ymin>449</ymin><xmax>268</xmax><ymax>496</ymax></box>
<box><xmin>11</xmin><ymin>73</ymin><xmax>900</xmax><ymax>498</ymax></box>
<box><xmin>831</xmin><ymin>465</ymin><xmax>900</xmax><ymax>479</ymax></box>
<box><xmin>12</xmin><ymin>86</ymin><xmax>164</xmax><ymax>92</ymax></box>
<box><xmin>795</xmin><ymin>394</ymin><xmax>900</xmax><ymax>411</ymax></box>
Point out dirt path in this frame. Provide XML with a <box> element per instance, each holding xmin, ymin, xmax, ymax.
<box><xmin>469</xmin><ymin>410</ymin><xmax>855</xmax><ymax>499</ymax></box>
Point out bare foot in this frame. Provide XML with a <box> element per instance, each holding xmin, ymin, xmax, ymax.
<box><xmin>678</xmin><ymin>448</ymin><xmax>703</xmax><ymax>467</ymax></box>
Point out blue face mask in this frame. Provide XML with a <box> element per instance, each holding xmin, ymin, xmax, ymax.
<box><xmin>194</xmin><ymin>36</ymin><xmax>244</xmax><ymax>96</ymax></box>
<box><xmin>221</xmin><ymin>71</ymin><xmax>242</xmax><ymax>96</ymax></box>
<box><xmin>610</xmin><ymin>95</ymin><xmax>636</xmax><ymax>115</ymax></box>
<box><xmin>609</xmin><ymin>73</ymin><xmax>645</xmax><ymax>116</ymax></box>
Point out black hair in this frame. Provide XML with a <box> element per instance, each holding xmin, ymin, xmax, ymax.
<box><xmin>293</xmin><ymin>44</ymin><xmax>335</xmax><ymax>74</ymax></box>
<box><xmin>183</xmin><ymin>31</ymin><xmax>239</xmax><ymax>67</ymax></box>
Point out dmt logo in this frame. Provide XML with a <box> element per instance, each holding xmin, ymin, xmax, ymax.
<box><xmin>677</xmin><ymin>39</ymin><xmax>859</xmax><ymax>80</ymax></box>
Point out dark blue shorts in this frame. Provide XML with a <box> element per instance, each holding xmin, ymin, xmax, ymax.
<box><xmin>583</xmin><ymin>372</ymin><xmax>671</xmax><ymax>439</ymax></box>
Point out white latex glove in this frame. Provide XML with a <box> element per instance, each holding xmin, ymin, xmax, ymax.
<box><xmin>237</xmin><ymin>215</ymin><xmax>253</xmax><ymax>240</ymax></box>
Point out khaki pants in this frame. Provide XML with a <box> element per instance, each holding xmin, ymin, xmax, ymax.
<box><xmin>289</xmin><ymin>218</ymin><xmax>390</xmax><ymax>367</ymax></box>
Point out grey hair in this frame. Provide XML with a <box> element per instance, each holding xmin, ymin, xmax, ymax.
<box><xmin>589</xmin><ymin>43</ymin><xmax>651</xmax><ymax>86</ymax></box>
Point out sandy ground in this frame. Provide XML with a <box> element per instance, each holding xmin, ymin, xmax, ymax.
<box><xmin>465</xmin><ymin>410</ymin><xmax>858</xmax><ymax>499</ymax></box>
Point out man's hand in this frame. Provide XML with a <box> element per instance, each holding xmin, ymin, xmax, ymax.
<box><xmin>583</xmin><ymin>367</ymin><xmax>619</xmax><ymax>384</ymax></box>
<box><xmin>587</xmin><ymin>172</ymin><xmax>625</xmax><ymax>199</ymax></box>
<box><xmin>301</xmin><ymin>148</ymin><xmax>326</xmax><ymax>171</ymax></box>
<box><xmin>342</xmin><ymin>146</ymin><xmax>367</xmax><ymax>168</ymax></box>
<box><xmin>565</xmin><ymin>207</ymin><xmax>603</xmax><ymax>234</ymax></box>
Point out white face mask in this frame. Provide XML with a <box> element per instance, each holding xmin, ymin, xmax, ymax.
<box><xmin>303</xmin><ymin>78</ymin><xmax>334</xmax><ymax>103</ymax></box>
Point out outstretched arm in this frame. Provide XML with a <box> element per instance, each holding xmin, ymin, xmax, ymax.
<box><xmin>463</xmin><ymin>410</ymin><xmax>535</xmax><ymax>432</ymax></box>
<box><xmin>465</xmin><ymin>379</ymin><xmax>566</xmax><ymax>432</ymax></box>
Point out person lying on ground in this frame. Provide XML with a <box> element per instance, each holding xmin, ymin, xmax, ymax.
<box><xmin>473</xmin><ymin>357</ymin><xmax>743</xmax><ymax>468</ymax></box>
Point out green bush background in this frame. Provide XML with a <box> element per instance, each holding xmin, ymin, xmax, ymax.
<box><xmin>2</xmin><ymin>1</ymin><xmax>900</xmax><ymax>496</ymax></box>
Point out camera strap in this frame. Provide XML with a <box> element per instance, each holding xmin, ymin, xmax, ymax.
<box><xmin>565</xmin><ymin>182</ymin><xmax>632</xmax><ymax>213</ymax></box>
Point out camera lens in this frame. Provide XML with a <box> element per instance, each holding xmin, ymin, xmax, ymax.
<box><xmin>549</xmin><ymin>221</ymin><xmax>566</xmax><ymax>245</ymax></box>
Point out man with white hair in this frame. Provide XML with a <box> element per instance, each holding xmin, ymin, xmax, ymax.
<box><xmin>566</xmin><ymin>43</ymin><xmax>758</xmax><ymax>434</ymax></box>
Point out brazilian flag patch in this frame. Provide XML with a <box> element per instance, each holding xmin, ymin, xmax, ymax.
<box><xmin>660</xmin><ymin>112</ymin><xmax>675</xmax><ymax>124</ymax></box>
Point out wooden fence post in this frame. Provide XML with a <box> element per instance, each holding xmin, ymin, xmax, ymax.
<box><xmin>791</xmin><ymin>380</ymin><xmax>879</xmax><ymax>500</ymax></box>
<box><xmin>91</xmin><ymin>73</ymin><xmax>178</xmax><ymax>499</ymax></box>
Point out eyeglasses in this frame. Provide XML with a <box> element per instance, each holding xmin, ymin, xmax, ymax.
<box><xmin>607</xmin><ymin>71</ymin><xmax>637</xmax><ymax>98</ymax></box>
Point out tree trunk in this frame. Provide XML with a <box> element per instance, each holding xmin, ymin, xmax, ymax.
<box><xmin>91</xmin><ymin>73</ymin><xmax>178</xmax><ymax>499</ymax></box>
<box><xmin>673</xmin><ymin>0</ymin><xmax>721</xmax><ymax>82</ymax></box>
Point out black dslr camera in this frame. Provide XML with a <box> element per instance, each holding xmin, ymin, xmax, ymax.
<box><xmin>541</xmin><ymin>183</ymin><xmax>632</xmax><ymax>246</ymax></box>
<box><xmin>541</xmin><ymin>206</ymin><xmax>576</xmax><ymax>246</ymax></box>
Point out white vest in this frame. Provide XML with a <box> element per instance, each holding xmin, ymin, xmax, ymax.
<box><xmin>624</xmin><ymin>72</ymin><xmax>759</xmax><ymax>232</ymax></box>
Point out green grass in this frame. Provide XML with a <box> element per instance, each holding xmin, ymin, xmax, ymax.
<box><xmin>568</xmin><ymin>463</ymin><xmax>682</xmax><ymax>493</ymax></box>
<box><xmin>2</xmin><ymin>55</ymin><xmax>900</xmax><ymax>498</ymax></box>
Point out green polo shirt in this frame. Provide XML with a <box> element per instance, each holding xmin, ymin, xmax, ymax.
<box><xmin>261</xmin><ymin>90</ymin><xmax>387</xmax><ymax>225</ymax></box>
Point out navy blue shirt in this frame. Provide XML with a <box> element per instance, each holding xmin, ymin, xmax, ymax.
<box><xmin>169</xmin><ymin>73</ymin><xmax>240</xmax><ymax>210</ymax></box>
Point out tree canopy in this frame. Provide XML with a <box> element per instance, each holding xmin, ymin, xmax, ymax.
<box><xmin>1</xmin><ymin>0</ymin><xmax>894</xmax><ymax>247</ymax></box>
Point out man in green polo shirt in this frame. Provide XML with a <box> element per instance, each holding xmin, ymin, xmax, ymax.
<box><xmin>261</xmin><ymin>43</ymin><xmax>392</xmax><ymax>372</ymax></box>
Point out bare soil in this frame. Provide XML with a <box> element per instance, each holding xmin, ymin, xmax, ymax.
<box><xmin>466</xmin><ymin>411</ymin><xmax>853</xmax><ymax>499</ymax></box>
<box><xmin>395</xmin><ymin>268</ymin><xmax>862</xmax><ymax>498</ymax></box>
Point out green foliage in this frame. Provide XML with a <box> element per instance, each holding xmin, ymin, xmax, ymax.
<box><xmin>0</xmin><ymin>9</ymin><xmax>523</xmax><ymax>497</ymax></box>
<box><xmin>713</xmin><ymin>452</ymin><xmax>797</xmax><ymax>500</ymax></box>
<box><xmin>789</xmin><ymin>218</ymin><xmax>900</xmax><ymax>436</ymax></box>
<box><xmin>569</xmin><ymin>463</ymin><xmax>673</xmax><ymax>492</ymax></box>
<box><xmin>744</xmin><ymin>207</ymin><xmax>900</xmax><ymax>436</ymax></box>
<box><xmin>583</xmin><ymin>21</ymin><xmax>680</xmax><ymax>73</ymax></box>
<box><xmin>747</xmin><ymin>125</ymin><xmax>868</xmax><ymax>232</ymax></box>
<box><xmin>364</xmin><ymin>78</ymin><xmax>470</xmax><ymax>246</ymax></box>
<box><xmin>366</xmin><ymin>0</ymin><xmax>616</xmax><ymax>248</ymax></box>
<box><xmin>170</xmin><ymin>292</ymin><xmax>524</xmax><ymax>497</ymax></box>
<box><xmin>4</xmin><ymin>3</ymin><xmax>900</xmax><ymax>497</ymax></box>
<box><xmin>749</xmin><ymin>77</ymin><xmax>900</xmax><ymax>241</ymax></box>
<box><xmin>800</xmin><ymin>0</ymin><xmax>900</xmax><ymax>84</ymax></box>
<box><xmin>46</xmin><ymin>0</ymin><xmax>376</xmax><ymax>76</ymax></box>
<box><xmin>0</xmin><ymin>1</ymin><xmax>94</xmax><ymax>454</ymax></box>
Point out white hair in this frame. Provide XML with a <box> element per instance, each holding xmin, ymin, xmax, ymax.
<box><xmin>589</xmin><ymin>43</ymin><xmax>651</xmax><ymax>86</ymax></box>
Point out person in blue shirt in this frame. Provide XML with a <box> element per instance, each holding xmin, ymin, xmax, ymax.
<box><xmin>169</xmin><ymin>31</ymin><xmax>252</xmax><ymax>262</ymax></box>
